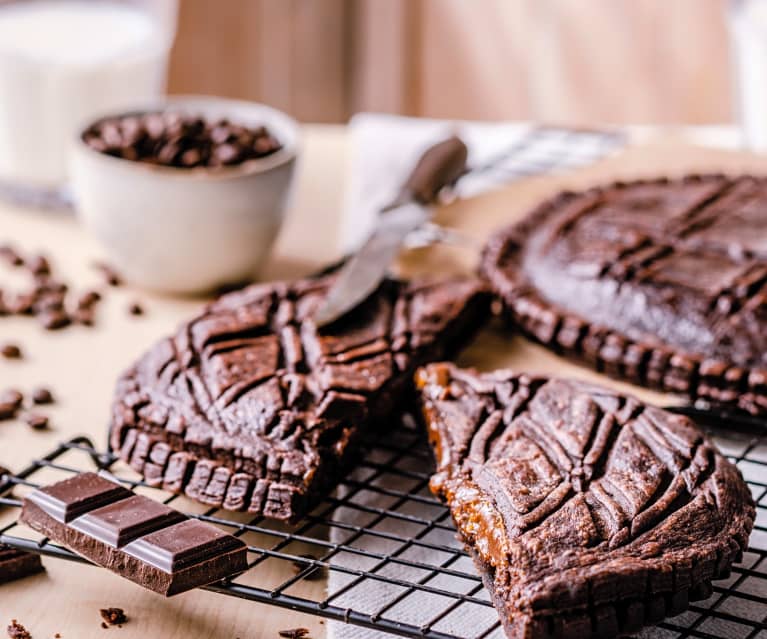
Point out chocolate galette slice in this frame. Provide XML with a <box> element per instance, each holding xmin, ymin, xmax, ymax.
<box><xmin>417</xmin><ymin>363</ymin><xmax>754</xmax><ymax>639</ymax></box>
<box><xmin>110</xmin><ymin>275</ymin><xmax>489</xmax><ymax>521</ymax></box>
<box><xmin>481</xmin><ymin>174</ymin><xmax>767</xmax><ymax>414</ymax></box>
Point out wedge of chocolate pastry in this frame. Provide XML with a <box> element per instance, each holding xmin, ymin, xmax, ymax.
<box><xmin>0</xmin><ymin>466</ymin><xmax>44</xmax><ymax>585</ymax></box>
<box><xmin>481</xmin><ymin>174</ymin><xmax>767</xmax><ymax>414</ymax></box>
<box><xmin>417</xmin><ymin>363</ymin><xmax>755</xmax><ymax>639</ymax></box>
<box><xmin>110</xmin><ymin>275</ymin><xmax>489</xmax><ymax>521</ymax></box>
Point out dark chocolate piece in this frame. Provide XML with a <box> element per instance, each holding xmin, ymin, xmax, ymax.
<box><xmin>417</xmin><ymin>363</ymin><xmax>755</xmax><ymax>639</ymax></box>
<box><xmin>20</xmin><ymin>472</ymin><xmax>247</xmax><ymax>595</ymax></box>
<box><xmin>109</xmin><ymin>274</ymin><xmax>489</xmax><ymax>521</ymax></box>
<box><xmin>481</xmin><ymin>174</ymin><xmax>767</xmax><ymax>414</ymax></box>
<box><xmin>0</xmin><ymin>545</ymin><xmax>44</xmax><ymax>585</ymax></box>
<box><xmin>0</xmin><ymin>465</ymin><xmax>44</xmax><ymax>585</ymax></box>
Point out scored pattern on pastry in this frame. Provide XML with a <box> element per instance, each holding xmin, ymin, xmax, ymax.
<box><xmin>418</xmin><ymin>363</ymin><xmax>755</xmax><ymax>639</ymax></box>
<box><xmin>481</xmin><ymin>174</ymin><xmax>767</xmax><ymax>414</ymax></box>
<box><xmin>110</xmin><ymin>275</ymin><xmax>489</xmax><ymax>521</ymax></box>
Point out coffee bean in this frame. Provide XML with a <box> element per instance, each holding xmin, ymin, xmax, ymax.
<box><xmin>100</xmin><ymin>122</ymin><xmax>123</xmax><ymax>148</ymax></box>
<box><xmin>8</xmin><ymin>293</ymin><xmax>35</xmax><ymax>315</ymax></box>
<box><xmin>82</xmin><ymin>112</ymin><xmax>281</xmax><ymax>169</ymax></box>
<box><xmin>210</xmin><ymin>125</ymin><xmax>230</xmax><ymax>144</ymax></box>
<box><xmin>34</xmin><ymin>292</ymin><xmax>65</xmax><ymax>313</ymax></box>
<box><xmin>25</xmin><ymin>412</ymin><xmax>48</xmax><ymax>430</ymax></box>
<box><xmin>0</xmin><ymin>244</ymin><xmax>23</xmax><ymax>266</ymax></box>
<box><xmin>77</xmin><ymin>290</ymin><xmax>101</xmax><ymax>309</ymax></box>
<box><xmin>0</xmin><ymin>402</ymin><xmax>17</xmax><ymax>420</ymax></box>
<box><xmin>0</xmin><ymin>389</ymin><xmax>23</xmax><ymax>409</ymax></box>
<box><xmin>180</xmin><ymin>148</ymin><xmax>203</xmax><ymax>167</ymax></box>
<box><xmin>120</xmin><ymin>116</ymin><xmax>144</xmax><ymax>146</ymax></box>
<box><xmin>93</xmin><ymin>261</ymin><xmax>122</xmax><ymax>287</ymax></box>
<box><xmin>1</xmin><ymin>343</ymin><xmax>22</xmax><ymax>359</ymax></box>
<box><xmin>213</xmin><ymin>143</ymin><xmax>241</xmax><ymax>165</ymax></box>
<box><xmin>27</xmin><ymin>255</ymin><xmax>50</xmax><ymax>276</ymax></box>
<box><xmin>39</xmin><ymin>309</ymin><xmax>71</xmax><ymax>330</ymax></box>
<box><xmin>32</xmin><ymin>387</ymin><xmax>54</xmax><ymax>405</ymax></box>
<box><xmin>128</xmin><ymin>302</ymin><xmax>144</xmax><ymax>316</ymax></box>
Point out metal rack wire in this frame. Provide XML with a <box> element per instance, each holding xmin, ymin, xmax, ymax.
<box><xmin>0</xmin><ymin>413</ymin><xmax>765</xmax><ymax>639</ymax></box>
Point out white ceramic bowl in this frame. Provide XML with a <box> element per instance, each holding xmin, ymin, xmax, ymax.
<box><xmin>70</xmin><ymin>95</ymin><xmax>299</xmax><ymax>294</ymax></box>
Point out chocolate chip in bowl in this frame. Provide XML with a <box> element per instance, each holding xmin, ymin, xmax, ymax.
<box><xmin>70</xmin><ymin>96</ymin><xmax>299</xmax><ymax>294</ymax></box>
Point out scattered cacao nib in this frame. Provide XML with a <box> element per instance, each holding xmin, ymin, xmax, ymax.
<box><xmin>82</xmin><ymin>112</ymin><xmax>282</xmax><ymax>169</ymax></box>
<box><xmin>278</xmin><ymin>629</ymin><xmax>309</xmax><ymax>639</ymax></box>
<box><xmin>6</xmin><ymin>620</ymin><xmax>31</xmax><ymax>639</ymax></box>
<box><xmin>24</xmin><ymin>413</ymin><xmax>48</xmax><ymax>431</ymax></box>
<box><xmin>31</xmin><ymin>388</ymin><xmax>54</xmax><ymax>405</ymax></box>
<box><xmin>0</xmin><ymin>343</ymin><xmax>22</xmax><ymax>359</ymax></box>
<box><xmin>98</xmin><ymin>609</ymin><xmax>127</xmax><ymax>627</ymax></box>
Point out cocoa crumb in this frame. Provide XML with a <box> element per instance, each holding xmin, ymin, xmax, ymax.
<box><xmin>100</xmin><ymin>623</ymin><xmax>107</xmax><ymax>630</ymax></box>
<box><xmin>99</xmin><ymin>609</ymin><xmax>126</xmax><ymax>627</ymax></box>
<box><xmin>6</xmin><ymin>619</ymin><xmax>31</xmax><ymax>639</ymax></box>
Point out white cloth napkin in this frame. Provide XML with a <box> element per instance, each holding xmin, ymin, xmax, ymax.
<box><xmin>327</xmin><ymin>114</ymin><xmax>624</xmax><ymax>639</ymax></box>
<box><xmin>338</xmin><ymin>113</ymin><xmax>624</xmax><ymax>254</ymax></box>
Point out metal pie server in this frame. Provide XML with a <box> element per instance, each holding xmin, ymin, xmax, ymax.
<box><xmin>313</xmin><ymin>135</ymin><xmax>468</xmax><ymax>327</ymax></box>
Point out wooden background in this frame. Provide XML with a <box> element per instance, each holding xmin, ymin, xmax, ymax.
<box><xmin>167</xmin><ymin>0</ymin><xmax>734</xmax><ymax>125</ymax></box>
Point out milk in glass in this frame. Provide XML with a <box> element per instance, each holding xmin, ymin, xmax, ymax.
<box><xmin>0</xmin><ymin>1</ymin><xmax>172</xmax><ymax>188</ymax></box>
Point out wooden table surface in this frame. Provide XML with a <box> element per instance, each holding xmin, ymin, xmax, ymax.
<box><xmin>2</xmin><ymin>124</ymin><xmax>766</xmax><ymax>639</ymax></box>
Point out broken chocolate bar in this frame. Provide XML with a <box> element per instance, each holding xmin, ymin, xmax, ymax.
<box><xmin>20</xmin><ymin>472</ymin><xmax>247</xmax><ymax>596</ymax></box>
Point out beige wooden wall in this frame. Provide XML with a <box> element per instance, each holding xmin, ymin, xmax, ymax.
<box><xmin>168</xmin><ymin>0</ymin><xmax>733</xmax><ymax>125</ymax></box>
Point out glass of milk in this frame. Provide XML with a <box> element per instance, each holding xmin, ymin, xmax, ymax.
<box><xmin>729</xmin><ymin>0</ymin><xmax>767</xmax><ymax>152</ymax></box>
<box><xmin>0</xmin><ymin>0</ymin><xmax>177</xmax><ymax>207</ymax></box>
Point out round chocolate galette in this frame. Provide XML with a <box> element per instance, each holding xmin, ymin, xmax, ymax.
<box><xmin>482</xmin><ymin>174</ymin><xmax>767</xmax><ymax>414</ymax></box>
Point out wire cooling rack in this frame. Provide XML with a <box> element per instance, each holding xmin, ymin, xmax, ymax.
<box><xmin>0</xmin><ymin>415</ymin><xmax>765</xmax><ymax>639</ymax></box>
